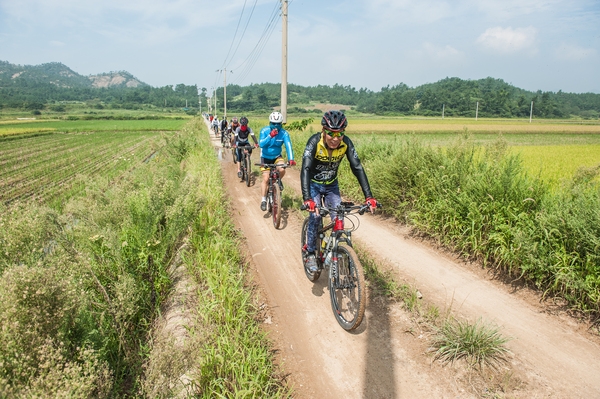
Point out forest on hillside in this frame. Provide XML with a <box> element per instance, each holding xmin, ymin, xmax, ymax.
<box><xmin>1</xmin><ymin>60</ymin><xmax>599</xmax><ymax>118</ymax></box>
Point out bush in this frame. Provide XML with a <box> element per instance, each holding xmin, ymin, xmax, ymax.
<box><xmin>336</xmin><ymin>134</ymin><xmax>600</xmax><ymax>314</ymax></box>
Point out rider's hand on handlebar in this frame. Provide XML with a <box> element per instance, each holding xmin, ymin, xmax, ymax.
<box><xmin>254</xmin><ymin>143</ymin><xmax>259</xmax><ymax>148</ymax></box>
<box><xmin>365</xmin><ymin>197</ymin><xmax>378</xmax><ymax>213</ymax></box>
<box><xmin>288</xmin><ymin>160</ymin><xmax>297</xmax><ymax>166</ymax></box>
<box><xmin>303</xmin><ymin>199</ymin><xmax>316</xmax><ymax>212</ymax></box>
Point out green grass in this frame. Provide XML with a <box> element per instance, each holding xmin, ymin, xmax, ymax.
<box><xmin>0</xmin><ymin>118</ymin><xmax>187</xmax><ymax>136</ymax></box>
<box><xmin>0</xmin><ymin>117</ymin><xmax>288</xmax><ymax>397</ymax></box>
<box><xmin>432</xmin><ymin>318</ymin><xmax>511</xmax><ymax>369</ymax></box>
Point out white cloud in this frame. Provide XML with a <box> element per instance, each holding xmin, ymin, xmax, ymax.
<box><xmin>476</xmin><ymin>26</ymin><xmax>537</xmax><ymax>54</ymax></box>
<box><xmin>422</xmin><ymin>42</ymin><xmax>464</xmax><ymax>61</ymax></box>
<box><xmin>554</xmin><ymin>42</ymin><xmax>597</xmax><ymax>61</ymax></box>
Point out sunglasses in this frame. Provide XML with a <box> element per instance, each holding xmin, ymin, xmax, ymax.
<box><xmin>325</xmin><ymin>130</ymin><xmax>345</xmax><ymax>138</ymax></box>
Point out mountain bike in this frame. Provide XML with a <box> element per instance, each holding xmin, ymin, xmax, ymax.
<box><xmin>235</xmin><ymin>144</ymin><xmax>254</xmax><ymax>186</ymax></box>
<box><xmin>256</xmin><ymin>162</ymin><xmax>288</xmax><ymax>229</ymax></box>
<box><xmin>222</xmin><ymin>128</ymin><xmax>232</xmax><ymax>149</ymax></box>
<box><xmin>300</xmin><ymin>201</ymin><xmax>379</xmax><ymax>331</ymax></box>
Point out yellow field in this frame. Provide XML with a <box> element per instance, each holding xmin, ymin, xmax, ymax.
<box><xmin>512</xmin><ymin>145</ymin><xmax>600</xmax><ymax>182</ymax></box>
<box><xmin>298</xmin><ymin>116</ymin><xmax>600</xmax><ymax>134</ymax></box>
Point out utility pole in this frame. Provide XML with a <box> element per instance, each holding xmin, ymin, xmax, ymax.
<box><xmin>216</xmin><ymin>69</ymin><xmax>232</xmax><ymax>119</ymax></box>
<box><xmin>529</xmin><ymin>101</ymin><xmax>534</xmax><ymax>123</ymax></box>
<box><xmin>442</xmin><ymin>104</ymin><xmax>445</xmax><ymax>119</ymax></box>
<box><xmin>475</xmin><ymin>101</ymin><xmax>479</xmax><ymax>121</ymax></box>
<box><xmin>281</xmin><ymin>0</ymin><xmax>288</xmax><ymax>123</ymax></box>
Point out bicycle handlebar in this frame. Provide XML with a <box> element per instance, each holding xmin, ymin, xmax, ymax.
<box><xmin>254</xmin><ymin>163</ymin><xmax>289</xmax><ymax>168</ymax></box>
<box><xmin>300</xmin><ymin>201</ymin><xmax>382</xmax><ymax>215</ymax></box>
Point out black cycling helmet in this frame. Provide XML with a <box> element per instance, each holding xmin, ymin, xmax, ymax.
<box><xmin>321</xmin><ymin>110</ymin><xmax>348</xmax><ymax>131</ymax></box>
<box><xmin>240</xmin><ymin>116</ymin><xmax>248</xmax><ymax>126</ymax></box>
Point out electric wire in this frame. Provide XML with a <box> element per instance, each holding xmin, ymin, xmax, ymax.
<box><xmin>230</xmin><ymin>1</ymin><xmax>281</xmax><ymax>85</ymax></box>
<box><xmin>220</xmin><ymin>0</ymin><xmax>249</xmax><ymax>70</ymax></box>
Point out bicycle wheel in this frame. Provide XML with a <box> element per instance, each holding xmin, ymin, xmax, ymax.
<box><xmin>300</xmin><ymin>217</ymin><xmax>322</xmax><ymax>282</ymax></box>
<box><xmin>244</xmin><ymin>153</ymin><xmax>251</xmax><ymax>187</ymax></box>
<box><xmin>271</xmin><ymin>180</ymin><xmax>282</xmax><ymax>229</ymax></box>
<box><xmin>329</xmin><ymin>245</ymin><xmax>366</xmax><ymax>331</ymax></box>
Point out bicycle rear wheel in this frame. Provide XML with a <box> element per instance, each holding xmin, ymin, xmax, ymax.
<box><xmin>300</xmin><ymin>217</ymin><xmax>322</xmax><ymax>282</ymax></box>
<box><xmin>244</xmin><ymin>153</ymin><xmax>251</xmax><ymax>186</ymax></box>
<box><xmin>271</xmin><ymin>180</ymin><xmax>282</xmax><ymax>229</ymax></box>
<box><xmin>329</xmin><ymin>245</ymin><xmax>366</xmax><ymax>331</ymax></box>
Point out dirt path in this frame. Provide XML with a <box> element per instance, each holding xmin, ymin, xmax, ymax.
<box><xmin>209</xmin><ymin>125</ymin><xmax>600</xmax><ymax>398</ymax></box>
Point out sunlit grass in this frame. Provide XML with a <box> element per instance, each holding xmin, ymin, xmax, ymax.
<box><xmin>432</xmin><ymin>317</ymin><xmax>511</xmax><ymax>369</ymax></box>
<box><xmin>512</xmin><ymin>145</ymin><xmax>600</xmax><ymax>183</ymax></box>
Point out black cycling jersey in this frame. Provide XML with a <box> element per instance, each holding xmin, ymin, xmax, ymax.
<box><xmin>300</xmin><ymin>132</ymin><xmax>373</xmax><ymax>201</ymax></box>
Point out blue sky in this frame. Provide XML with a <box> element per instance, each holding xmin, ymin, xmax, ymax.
<box><xmin>1</xmin><ymin>0</ymin><xmax>599</xmax><ymax>94</ymax></box>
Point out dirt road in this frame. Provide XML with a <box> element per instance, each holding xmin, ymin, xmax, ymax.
<box><xmin>211</xmin><ymin>127</ymin><xmax>600</xmax><ymax>398</ymax></box>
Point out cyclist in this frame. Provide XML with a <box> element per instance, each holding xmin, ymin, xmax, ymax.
<box><xmin>226</xmin><ymin>116</ymin><xmax>240</xmax><ymax>147</ymax></box>
<box><xmin>220</xmin><ymin>117</ymin><xmax>228</xmax><ymax>141</ymax></box>
<box><xmin>232</xmin><ymin>116</ymin><xmax>259</xmax><ymax>178</ymax></box>
<box><xmin>258</xmin><ymin>111</ymin><xmax>296</xmax><ymax>211</ymax></box>
<box><xmin>300</xmin><ymin>110</ymin><xmax>378</xmax><ymax>273</ymax></box>
<box><xmin>211</xmin><ymin>116</ymin><xmax>219</xmax><ymax>135</ymax></box>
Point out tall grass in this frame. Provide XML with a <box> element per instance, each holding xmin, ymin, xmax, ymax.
<box><xmin>0</xmin><ymin>117</ymin><xmax>288</xmax><ymax>397</ymax></box>
<box><xmin>332</xmin><ymin>133</ymin><xmax>600</xmax><ymax>315</ymax></box>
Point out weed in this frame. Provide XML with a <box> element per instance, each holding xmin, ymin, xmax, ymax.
<box><xmin>431</xmin><ymin>317</ymin><xmax>511</xmax><ymax>370</ymax></box>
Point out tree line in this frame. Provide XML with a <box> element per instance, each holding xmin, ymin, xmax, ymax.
<box><xmin>204</xmin><ymin>77</ymin><xmax>600</xmax><ymax>119</ymax></box>
<box><xmin>2</xmin><ymin>73</ymin><xmax>599</xmax><ymax>119</ymax></box>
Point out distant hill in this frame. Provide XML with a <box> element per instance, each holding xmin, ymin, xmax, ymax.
<box><xmin>0</xmin><ymin>60</ymin><xmax>147</xmax><ymax>88</ymax></box>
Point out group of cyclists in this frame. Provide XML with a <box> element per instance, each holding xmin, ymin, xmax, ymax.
<box><xmin>211</xmin><ymin>110</ymin><xmax>379</xmax><ymax>273</ymax></box>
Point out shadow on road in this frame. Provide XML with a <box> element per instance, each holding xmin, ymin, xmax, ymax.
<box><xmin>363</xmin><ymin>293</ymin><xmax>396</xmax><ymax>398</ymax></box>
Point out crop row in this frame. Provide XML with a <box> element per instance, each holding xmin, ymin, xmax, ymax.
<box><xmin>0</xmin><ymin>131</ymin><xmax>162</xmax><ymax>204</ymax></box>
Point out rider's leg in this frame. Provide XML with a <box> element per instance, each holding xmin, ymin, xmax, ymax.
<box><xmin>322</xmin><ymin>183</ymin><xmax>342</xmax><ymax>221</ymax></box>
<box><xmin>236</xmin><ymin>148</ymin><xmax>242</xmax><ymax>172</ymax></box>
<box><xmin>306</xmin><ymin>182</ymin><xmax>325</xmax><ymax>253</ymax></box>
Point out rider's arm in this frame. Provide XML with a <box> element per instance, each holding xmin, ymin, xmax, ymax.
<box><xmin>300</xmin><ymin>134</ymin><xmax>320</xmax><ymax>201</ymax></box>
<box><xmin>259</xmin><ymin>126</ymin><xmax>278</xmax><ymax>148</ymax></box>
<box><xmin>249</xmin><ymin>128</ymin><xmax>258</xmax><ymax>145</ymax></box>
<box><xmin>282</xmin><ymin>129</ymin><xmax>294</xmax><ymax>162</ymax></box>
<box><xmin>344</xmin><ymin>136</ymin><xmax>373</xmax><ymax>199</ymax></box>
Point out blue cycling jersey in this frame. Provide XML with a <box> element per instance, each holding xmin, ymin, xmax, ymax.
<box><xmin>259</xmin><ymin>126</ymin><xmax>294</xmax><ymax>161</ymax></box>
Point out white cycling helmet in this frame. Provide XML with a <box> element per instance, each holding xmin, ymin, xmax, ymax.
<box><xmin>269</xmin><ymin>111</ymin><xmax>284</xmax><ymax>123</ymax></box>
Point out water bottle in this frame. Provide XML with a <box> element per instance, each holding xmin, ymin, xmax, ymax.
<box><xmin>324</xmin><ymin>251</ymin><xmax>332</xmax><ymax>267</ymax></box>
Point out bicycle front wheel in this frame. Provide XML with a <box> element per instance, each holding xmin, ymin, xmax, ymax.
<box><xmin>329</xmin><ymin>245</ymin><xmax>366</xmax><ymax>331</ymax></box>
<box><xmin>271</xmin><ymin>180</ymin><xmax>282</xmax><ymax>229</ymax></box>
<box><xmin>244</xmin><ymin>153</ymin><xmax>251</xmax><ymax>186</ymax></box>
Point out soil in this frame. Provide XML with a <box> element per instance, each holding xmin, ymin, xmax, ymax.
<box><xmin>209</xmin><ymin>124</ymin><xmax>600</xmax><ymax>398</ymax></box>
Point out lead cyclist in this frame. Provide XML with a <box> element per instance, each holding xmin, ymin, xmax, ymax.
<box><xmin>300</xmin><ymin>110</ymin><xmax>378</xmax><ymax>273</ymax></box>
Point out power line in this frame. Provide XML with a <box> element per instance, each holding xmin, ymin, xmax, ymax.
<box><xmin>230</xmin><ymin>1</ymin><xmax>281</xmax><ymax>85</ymax></box>
<box><xmin>220</xmin><ymin>0</ymin><xmax>249</xmax><ymax>70</ymax></box>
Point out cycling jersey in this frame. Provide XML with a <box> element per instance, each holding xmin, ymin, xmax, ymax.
<box><xmin>300</xmin><ymin>132</ymin><xmax>372</xmax><ymax>201</ymax></box>
<box><xmin>234</xmin><ymin>126</ymin><xmax>256</xmax><ymax>144</ymax></box>
<box><xmin>259</xmin><ymin>125</ymin><xmax>294</xmax><ymax>161</ymax></box>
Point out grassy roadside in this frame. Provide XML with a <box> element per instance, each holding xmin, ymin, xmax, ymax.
<box><xmin>0</xmin><ymin>118</ymin><xmax>289</xmax><ymax>397</ymax></box>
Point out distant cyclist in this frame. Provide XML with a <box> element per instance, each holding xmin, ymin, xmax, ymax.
<box><xmin>220</xmin><ymin>117</ymin><xmax>228</xmax><ymax>139</ymax></box>
<box><xmin>211</xmin><ymin>116</ymin><xmax>219</xmax><ymax>135</ymax></box>
<box><xmin>232</xmin><ymin>116</ymin><xmax>259</xmax><ymax>178</ymax></box>
<box><xmin>300</xmin><ymin>110</ymin><xmax>378</xmax><ymax>272</ymax></box>
<box><xmin>258</xmin><ymin>111</ymin><xmax>296</xmax><ymax>211</ymax></box>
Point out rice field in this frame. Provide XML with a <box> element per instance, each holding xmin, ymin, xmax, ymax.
<box><xmin>289</xmin><ymin>116</ymin><xmax>600</xmax><ymax>183</ymax></box>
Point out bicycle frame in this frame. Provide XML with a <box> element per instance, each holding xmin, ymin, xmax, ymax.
<box><xmin>301</xmin><ymin>201</ymin><xmax>372</xmax><ymax>330</ymax></box>
<box><xmin>256</xmin><ymin>162</ymin><xmax>288</xmax><ymax>228</ymax></box>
